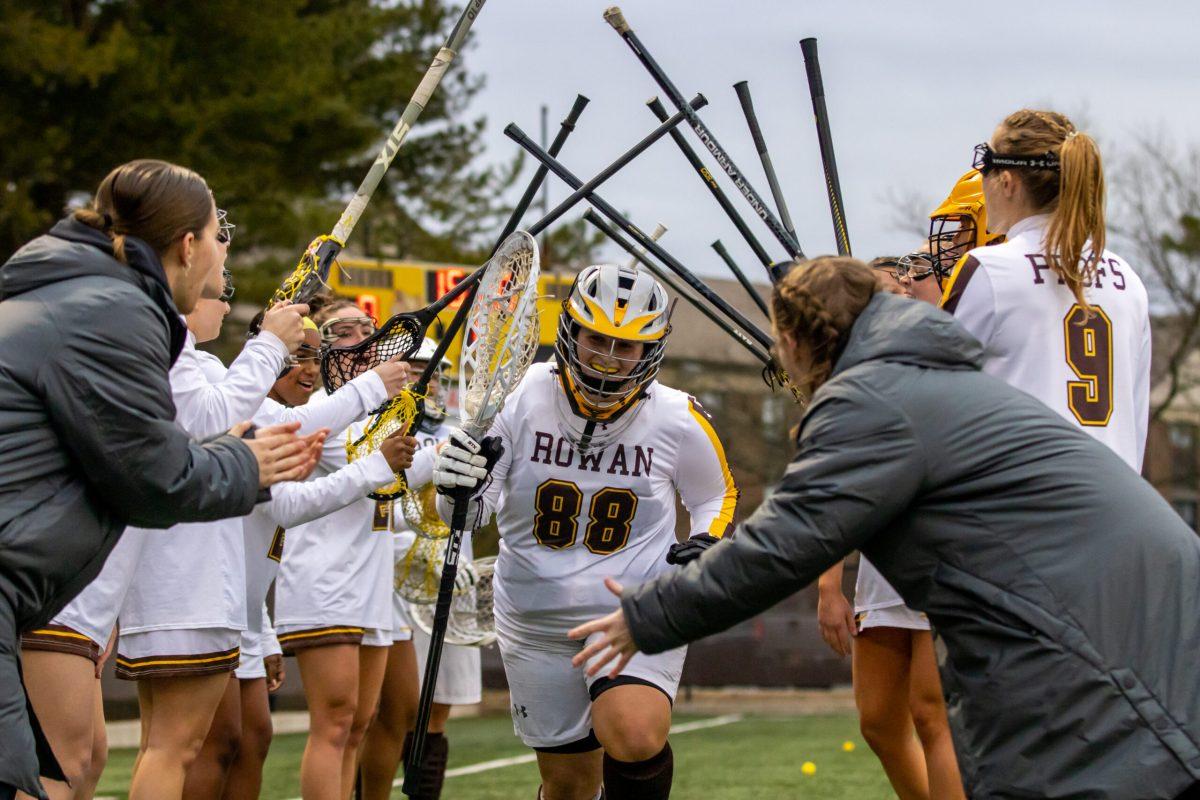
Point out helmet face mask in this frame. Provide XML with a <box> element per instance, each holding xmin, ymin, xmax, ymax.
<box><xmin>927</xmin><ymin>168</ymin><xmax>1005</xmax><ymax>283</ymax></box>
<box><xmin>554</xmin><ymin>264</ymin><xmax>671</xmax><ymax>451</ymax></box>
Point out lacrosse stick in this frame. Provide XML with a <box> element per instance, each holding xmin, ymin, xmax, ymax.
<box><xmin>407</xmin><ymin>556</ymin><xmax>497</xmax><ymax>647</ymax></box>
<box><xmin>733</xmin><ymin>81</ymin><xmax>798</xmax><ymax>241</ymax></box>
<box><xmin>403</xmin><ymin>231</ymin><xmax>541</xmax><ymax>796</ymax></box>
<box><xmin>801</xmin><ymin>38</ymin><xmax>852</xmax><ymax>256</ymax></box>
<box><xmin>323</xmin><ymin>94</ymin><xmax>703</xmax><ymax>392</ymax></box>
<box><xmin>271</xmin><ymin>0</ymin><xmax>488</xmax><ymax>306</ymax></box>
<box><xmin>603</xmin><ymin>6</ymin><xmax>804</xmax><ymax>261</ymax></box>
<box><xmin>625</xmin><ymin>222</ymin><xmax>667</xmax><ymax>269</ymax></box>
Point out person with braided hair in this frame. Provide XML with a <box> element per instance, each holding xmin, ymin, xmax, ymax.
<box><xmin>571</xmin><ymin>257</ymin><xmax>1200</xmax><ymax>799</ymax></box>
<box><xmin>942</xmin><ymin>108</ymin><xmax>1151</xmax><ymax>472</ymax></box>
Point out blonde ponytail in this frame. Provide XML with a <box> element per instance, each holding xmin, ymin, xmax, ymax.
<box><xmin>993</xmin><ymin>110</ymin><xmax>1107</xmax><ymax>315</ymax></box>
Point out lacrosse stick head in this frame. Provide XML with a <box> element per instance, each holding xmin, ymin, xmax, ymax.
<box><xmin>406</xmin><ymin>556</ymin><xmax>496</xmax><ymax>647</ymax></box>
<box><xmin>458</xmin><ymin>231</ymin><xmax>542</xmax><ymax>439</ymax></box>
<box><xmin>394</xmin><ymin>535</ymin><xmax>446</xmax><ymax>604</ymax></box>
<box><xmin>344</xmin><ymin>392</ymin><xmax>422</xmax><ymax>500</ymax></box>
<box><xmin>401</xmin><ymin>484</ymin><xmax>450</xmax><ymax>540</ymax></box>
<box><xmin>274</xmin><ymin>235</ymin><xmax>343</xmax><ymax>307</ymax></box>
<box><xmin>321</xmin><ymin>312</ymin><xmax>425</xmax><ymax>392</ymax></box>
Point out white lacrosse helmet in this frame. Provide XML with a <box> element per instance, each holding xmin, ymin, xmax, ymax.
<box><xmin>410</xmin><ymin>336</ymin><xmax>452</xmax><ymax>429</ymax></box>
<box><xmin>554</xmin><ymin>264</ymin><xmax>671</xmax><ymax>450</ymax></box>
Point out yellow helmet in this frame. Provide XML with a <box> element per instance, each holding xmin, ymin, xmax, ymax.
<box><xmin>554</xmin><ymin>264</ymin><xmax>672</xmax><ymax>450</ymax></box>
<box><xmin>928</xmin><ymin>169</ymin><xmax>1004</xmax><ymax>278</ymax></box>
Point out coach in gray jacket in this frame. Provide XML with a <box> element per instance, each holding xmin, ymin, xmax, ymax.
<box><xmin>0</xmin><ymin>160</ymin><xmax>313</xmax><ymax>799</ymax></box>
<box><xmin>571</xmin><ymin>258</ymin><xmax>1200</xmax><ymax>799</ymax></box>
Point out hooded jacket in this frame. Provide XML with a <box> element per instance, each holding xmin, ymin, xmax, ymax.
<box><xmin>623</xmin><ymin>292</ymin><xmax>1200</xmax><ymax>799</ymax></box>
<box><xmin>0</xmin><ymin>217</ymin><xmax>261</xmax><ymax>797</ymax></box>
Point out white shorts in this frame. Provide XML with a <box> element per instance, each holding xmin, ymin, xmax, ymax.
<box><xmin>115</xmin><ymin>627</ymin><xmax>240</xmax><ymax>680</ymax></box>
<box><xmin>413</xmin><ymin>628</ymin><xmax>482</xmax><ymax>706</ymax></box>
<box><xmin>236</xmin><ymin>629</ymin><xmax>265</xmax><ymax>680</ymax></box>
<box><xmin>276</xmin><ymin>624</ymin><xmax>392</xmax><ymax>653</ymax></box>
<box><xmin>497</xmin><ymin>618</ymin><xmax>686</xmax><ymax>750</ymax></box>
<box><xmin>856</xmin><ymin>605</ymin><xmax>930</xmax><ymax>632</ymax></box>
<box><xmin>392</xmin><ymin>593</ymin><xmax>414</xmax><ymax>642</ymax></box>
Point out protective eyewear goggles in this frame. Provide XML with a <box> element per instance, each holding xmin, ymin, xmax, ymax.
<box><xmin>972</xmin><ymin>143</ymin><xmax>1059</xmax><ymax>175</ymax></box>
<box><xmin>284</xmin><ymin>345</ymin><xmax>321</xmax><ymax>367</ymax></box>
<box><xmin>216</xmin><ymin>208</ymin><xmax>236</xmax><ymax>245</ymax></box>
<box><xmin>319</xmin><ymin>316</ymin><xmax>377</xmax><ymax>345</ymax></box>
<box><xmin>896</xmin><ymin>252</ymin><xmax>937</xmax><ymax>282</ymax></box>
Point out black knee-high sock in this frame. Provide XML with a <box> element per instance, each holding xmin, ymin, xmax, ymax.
<box><xmin>603</xmin><ymin>741</ymin><xmax>673</xmax><ymax>800</ymax></box>
<box><xmin>401</xmin><ymin>731</ymin><xmax>449</xmax><ymax>799</ymax></box>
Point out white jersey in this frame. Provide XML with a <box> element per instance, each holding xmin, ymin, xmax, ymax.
<box><xmin>472</xmin><ymin>362</ymin><xmax>738</xmax><ymax>636</ymax></box>
<box><xmin>854</xmin><ymin>555</ymin><xmax>905</xmax><ymax>613</ymax></box>
<box><xmin>942</xmin><ymin>214</ymin><xmax>1151</xmax><ymax>470</ymax></box>
<box><xmin>121</xmin><ymin>332</ymin><xmax>387</xmax><ymax>635</ymax></box>
<box><xmin>274</xmin><ymin>409</ymin><xmax>397</xmax><ymax>633</ymax></box>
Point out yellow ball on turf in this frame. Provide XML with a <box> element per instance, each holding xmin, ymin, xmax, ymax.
<box><xmin>842</xmin><ymin>740</ymin><xmax>856</xmax><ymax>752</ymax></box>
<box><xmin>801</xmin><ymin>761</ymin><xmax>817</xmax><ymax>776</ymax></box>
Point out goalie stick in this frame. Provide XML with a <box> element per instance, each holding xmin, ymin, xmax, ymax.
<box><xmin>274</xmin><ymin>0</ymin><xmax>488</xmax><ymax>306</ymax></box>
<box><xmin>800</xmin><ymin>37</ymin><xmax>852</xmax><ymax>256</ymax></box>
<box><xmin>603</xmin><ymin>6</ymin><xmax>804</xmax><ymax>261</ymax></box>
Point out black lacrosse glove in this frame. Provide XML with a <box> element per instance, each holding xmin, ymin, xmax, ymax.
<box><xmin>666</xmin><ymin>533</ymin><xmax>721</xmax><ymax>565</ymax></box>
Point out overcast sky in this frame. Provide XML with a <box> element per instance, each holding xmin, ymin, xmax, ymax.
<box><xmin>458</xmin><ymin>0</ymin><xmax>1200</xmax><ymax>282</ymax></box>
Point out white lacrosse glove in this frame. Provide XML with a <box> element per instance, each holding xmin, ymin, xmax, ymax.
<box><xmin>454</xmin><ymin>558</ymin><xmax>479</xmax><ymax>593</ymax></box>
<box><xmin>433</xmin><ymin>430</ymin><xmax>493</xmax><ymax>496</ymax></box>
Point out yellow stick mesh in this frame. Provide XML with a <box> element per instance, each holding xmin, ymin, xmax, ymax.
<box><xmin>345</xmin><ymin>390</ymin><xmax>422</xmax><ymax>499</ymax></box>
<box><xmin>394</xmin><ymin>536</ymin><xmax>445</xmax><ymax>604</ymax></box>
<box><xmin>272</xmin><ymin>234</ymin><xmax>342</xmax><ymax>305</ymax></box>
<box><xmin>401</xmin><ymin>484</ymin><xmax>449</xmax><ymax>540</ymax></box>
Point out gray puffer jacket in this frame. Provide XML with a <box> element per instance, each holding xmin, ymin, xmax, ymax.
<box><xmin>0</xmin><ymin>218</ymin><xmax>261</xmax><ymax>797</ymax></box>
<box><xmin>623</xmin><ymin>292</ymin><xmax>1200</xmax><ymax>799</ymax></box>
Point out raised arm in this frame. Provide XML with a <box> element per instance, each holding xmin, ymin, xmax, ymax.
<box><xmin>261</xmin><ymin>369</ymin><xmax>389</xmax><ymax>436</ymax></box>
<box><xmin>621</xmin><ymin>389</ymin><xmax>925</xmax><ymax>654</ymax></box>
<box><xmin>264</xmin><ymin>451</ymin><xmax>396</xmax><ymax>528</ymax></box>
<box><xmin>172</xmin><ymin>332</ymin><xmax>289</xmax><ymax>437</ymax></box>
<box><xmin>38</xmin><ymin>304</ymin><xmax>261</xmax><ymax>527</ymax></box>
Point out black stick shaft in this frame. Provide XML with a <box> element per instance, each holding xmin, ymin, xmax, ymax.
<box><xmin>522</xmin><ymin>94</ymin><xmax>706</xmax><ymax>237</ymax></box>
<box><xmin>505</xmin><ymin>123</ymin><xmax>774</xmax><ymax>352</ymax></box>
<box><xmin>402</xmin><ymin>508</ymin><xmax>469</xmax><ymax>797</ymax></box>
<box><xmin>646</xmin><ymin>97</ymin><xmax>774</xmax><ymax>270</ymax></box>
<box><xmin>586</xmin><ymin>211</ymin><xmax>771</xmax><ymax>364</ymax></box>
<box><xmin>733</xmin><ymin>81</ymin><xmax>796</xmax><ymax>238</ymax></box>
<box><xmin>800</xmin><ymin>38</ymin><xmax>851</xmax><ymax>256</ymax></box>
<box><xmin>712</xmin><ymin>239</ymin><xmax>769</xmax><ymax>317</ymax></box>
<box><xmin>603</xmin><ymin>6</ymin><xmax>803</xmax><ymax>262</ymax></box>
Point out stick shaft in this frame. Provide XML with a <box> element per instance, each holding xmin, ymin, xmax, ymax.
<box><xmin>712</xmin><ymin>239</ymin><xmax>769</xmax><ymax>317</ymax></box>
<box><xmin>800</xmin><ymin>38</ymin><xmax>851</xmax><ymax>256</ymax></box>
<box><xmin>505</xmin><ymin>124</ymin><xmax>773</xmax><ymax>351</ymax></box>
<box><xmin>587</xmin><ymin>211</ymin><xmax>770</xmax><ymax>364</ymax></box>
<box><xmin>519</xmin><ymin>94</ymin><xmax>706</xmax><ymax>237</ymax></box>
<box><xmin>647</xmin><ymin>97</ymin><xmax>773</xmax><ymax>270</ymax></box>
<box><xmin>732</xmin><ymin>81</ymin><xmax>796</xmax><ymax>238</ymax></box>
<box><xmin>332</xmin><ymin>0</ymin><xmax>488</xmax><ymax>245</ymax></box>
<box><xmin>603</xmin><ymin>6</ymin><xmax>803</xmax><ymax>261</ymax></box>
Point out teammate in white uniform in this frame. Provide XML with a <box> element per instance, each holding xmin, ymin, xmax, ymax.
<box><xmin>189</xmin><ymin>312</ymin><xmax>415</xmax><ymax>800</ymax></box>
<box><xmin>435</xmin><ymin>265</ymin><xmax>738</xmax><ymax>800</ymax></box>
<box><xmin>273</xmin><ymin>297</ymin><xmax>417</xmax><ymax>800</ymax></box>
<box><xmin>942</xmin><ymin>108</ymin><xmax>1151</xmax><ymax>471</ymax></box>
<box><xmin>360</xmin><ymin>339</ymin><xmax>482</xmax><ymax>800</ymax></box>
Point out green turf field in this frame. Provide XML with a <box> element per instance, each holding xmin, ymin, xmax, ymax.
<box><xmin>96</xmin><ymin>712</ymin><xmax>895</xmax><ymax>799</ymax></box>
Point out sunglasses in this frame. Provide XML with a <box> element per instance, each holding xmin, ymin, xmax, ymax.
<box><xmin>972</xmin><ymin>143</ymin><xmax>1060</xmax><ymax>175</ymax></box>
<box><xmin>216</xmin><ymin>208</ymin><xmax>236</xmax><ymax>245</ymax></box>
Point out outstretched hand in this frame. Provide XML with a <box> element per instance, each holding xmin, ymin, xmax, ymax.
<box><xmin>234</xmin><ymin>421</ymin><xmax>327</xmax><ymax>488</ymax></box>
<box><xmin>567</xmin><ymin>578</ymin><xmax>640</xmax><ymax>679</ymax></box>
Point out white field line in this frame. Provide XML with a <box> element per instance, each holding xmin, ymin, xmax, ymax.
<box><xmin>281</xmin><ymin>713</ymin><xmax>748</xmax><ymax>799</ymax></box>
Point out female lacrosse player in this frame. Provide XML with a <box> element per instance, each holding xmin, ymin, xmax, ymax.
<box><xmin>812</xmin><ymin>257</ymin><xmax>964</xmax><ymax>800</ymax></box>
<box><xmin>942</xmin><ymin>109</ymin><xmax>1151</xmax><ymax>470</ymax></box>
<box><xmin>274</xmin><ymin>297</ymin><xmax>413</xmax><ymax>800</ymax></box>
<box><xmin>186</xmin><ymin>317</ymin><xmax>416</xmax><ymax>800</ymax></box>
<box><xmin>434</xmin><ymin>264</ymin><xmax>738</xmax><ymax>800</ymax></box>
<box><xmin>359</xmin><ymin>338</ymin><xmax>482</xmax><ymax>800</ymax></box>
